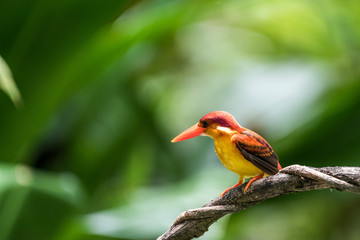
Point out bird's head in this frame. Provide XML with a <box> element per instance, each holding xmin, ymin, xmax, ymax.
<box><xmin>171</xmin><ymin>111</ymin><xmax>243</xmax><ymax>142</ymax></box>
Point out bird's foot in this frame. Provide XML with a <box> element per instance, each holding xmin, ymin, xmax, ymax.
<box><xmin>244</xmin><ymin>173</ymin><xmax>264</xmax><ymax>193</ymax></box>
<box><xmin>220</xmin><ymin>180</ymin><xmax>243</xmax><ymax>198</ymax></box>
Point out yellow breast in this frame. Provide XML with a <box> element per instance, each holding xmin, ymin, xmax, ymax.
<box><xmin>213</xmin><ymin>135</ymin><xmax>263</xmax><ymax>178</ymax></box>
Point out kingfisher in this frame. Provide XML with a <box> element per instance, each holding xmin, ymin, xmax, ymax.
<box><xmin>172</xmin><ymin>111</ymin><xmax>282</xmax><ymax>197</ymax></box>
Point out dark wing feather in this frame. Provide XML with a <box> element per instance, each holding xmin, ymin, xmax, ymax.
<box><xmin>232</xmin><ymin>130</ymin><xmax>279</xmax><ymax>175</ymax></box>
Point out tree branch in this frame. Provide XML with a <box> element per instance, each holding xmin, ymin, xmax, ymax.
<box><xmin>157</xmin><ymin>165</ymin><xmax>360</xmax><ymax>240</ymax></box>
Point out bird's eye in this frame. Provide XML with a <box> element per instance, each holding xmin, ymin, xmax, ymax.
<box><xmin>201</xmin><ymin>120</ymin><xmax>208</xmax><ymax>128</ymax></box>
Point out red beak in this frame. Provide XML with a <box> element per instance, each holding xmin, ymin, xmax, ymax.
<box><xmin>171</xmin><ymin>123</ymin><xmax>206</xmax><ymax>143</ymax></box>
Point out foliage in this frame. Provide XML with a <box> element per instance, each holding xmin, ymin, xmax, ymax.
<box><xmin>0</xmin><ymin>0</ymin><xmax>360</xmax><ymax>239</ymax></box>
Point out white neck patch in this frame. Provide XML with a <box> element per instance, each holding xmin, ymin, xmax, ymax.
<box><xmin>216</xmin><ymin>126</ymin><xmax>233</xmax><ymax>133</ymax></box>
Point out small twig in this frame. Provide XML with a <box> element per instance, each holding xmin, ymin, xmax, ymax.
<box><xmin>158</xmin><ymin>165</ymin><xmax>360</xmax><ymax>240</ymax></box>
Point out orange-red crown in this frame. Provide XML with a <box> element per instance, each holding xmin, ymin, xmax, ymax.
<box><xmin>199</xmin><ymin>111</ymin><xmax>243</xmax><ymax>132</ymax></box>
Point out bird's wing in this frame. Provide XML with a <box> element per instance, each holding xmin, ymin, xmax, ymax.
<box><xmin>231</xmin><ymin>130</ymin><xmax>279</xmax><ymax>175</ymax></box>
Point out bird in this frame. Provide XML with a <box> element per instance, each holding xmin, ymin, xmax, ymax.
<box><xmin>171</xmin><ymin>111</ymin><xmax>282</xmax><ymax>197</ymax></box>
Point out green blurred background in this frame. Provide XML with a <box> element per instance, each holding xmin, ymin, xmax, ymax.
<box><xmin>1</xmin><ymin>0</ymin><xmax>360</xmax><ymax>239</ymax></box>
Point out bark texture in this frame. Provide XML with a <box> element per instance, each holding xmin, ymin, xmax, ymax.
<box><xmin>158</xmin><ymin>165</ymin><xmax>360</xmax><ymax>240</ymax></box>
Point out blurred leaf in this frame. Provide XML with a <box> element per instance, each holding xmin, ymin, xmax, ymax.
<box><xmin>0</xmin><ymin>164</ymin><xmax>85</xmax><ymax>240</ymax></box>
<box><xmin>84</xmin><ymin>168</ymin><xmax>234</xmax><ymax>239</ymax></box>
<box><xmin>0</xmin><ymin>0</ymin><xmax>139</xmax><ymax>163</ymax></box>
<box><xmin>0</xmin><ymin>55</ymin><xmax>22</xmax><ymax>108</ymax></box>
